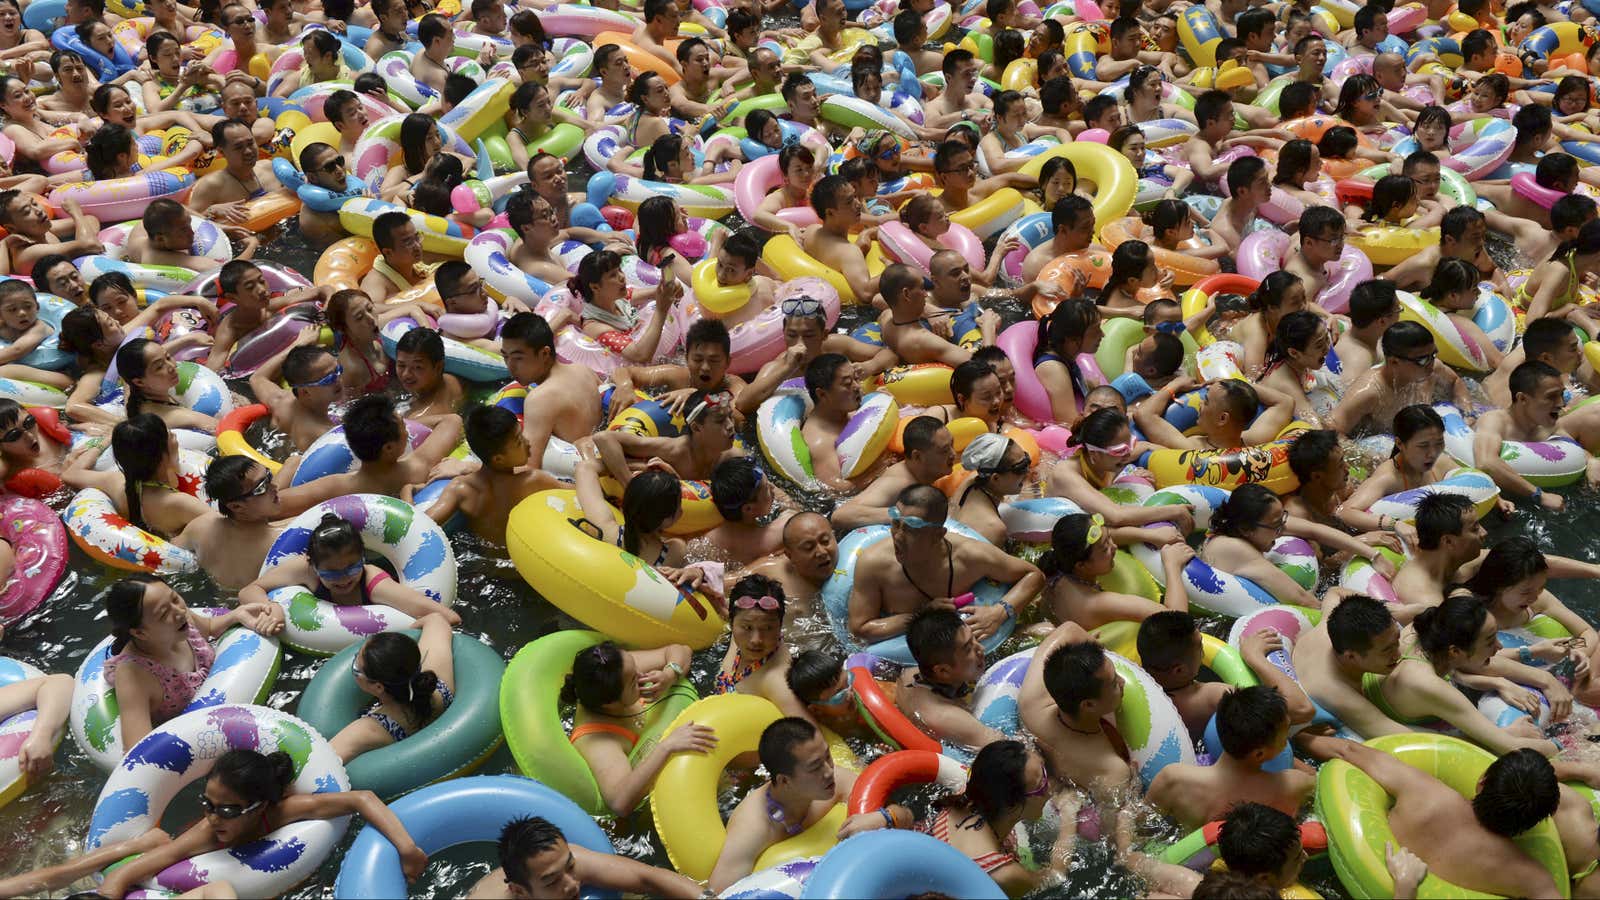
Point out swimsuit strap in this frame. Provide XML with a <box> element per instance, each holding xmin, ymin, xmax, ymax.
<box><xmin>569</xmin><ymin>721</ymin><xmax>640</xmax><ymax>747</ymax></box>
<box><xmin>899</xmin><ymin>538</ymin><xmax>954</xmax><ymax>602</ymax></box>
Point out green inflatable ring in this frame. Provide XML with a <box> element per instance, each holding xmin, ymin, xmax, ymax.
<box><xmin>501</xmin><ymin>630</ymin><xmax>698</xmax><ymax>817</ymax></box>
<box><xmin>298</xmin><ymin>631</ymin><xmax>506</xmax><ymax>801</ymax></box>
<box><xmin>721</xmin><ymin>92</ymin><xmax>786</xmax><ymax>126</ymax></box>
<box><xmin>1358</xmin><ymin>161</ymin><xmax>1477</xmax><ymax>208</ymax></box>
<box><xmin>1093</xmin><ymin>316</ymin><xmax>1200</xmax><ymax>380</ymax></box>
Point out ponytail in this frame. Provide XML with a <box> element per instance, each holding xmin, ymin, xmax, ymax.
<box><xmin>361</xmin><ymin>632</ymin><xmax>440</xmax><ymax>725</ymax></box>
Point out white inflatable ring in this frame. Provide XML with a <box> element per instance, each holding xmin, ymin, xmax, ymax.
<box><xmin>85</xmin><ymin>704</ymin><xmax>348</xmax><ymax>897</ymax></box>
<box><xmin>756</xmin><ymin>382</ymin><xmax>898</xmax><ymax>485</ymax></box>
<box><xmin>263</xmin><ymin>493</ymin><xmax>457</xmax><ymax>610</ymax></box>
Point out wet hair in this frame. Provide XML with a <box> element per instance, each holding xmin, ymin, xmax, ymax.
<box><xmin>1210</xmin><ymin>378</ymin><xmax>1260</xmax><ymax>423</ymax></box>
<box><xmin>1083</xmin><ymin>94</ymin><xmax>1120</xmax><ymax>127</ymax></box>
<box><xmin>804</xmin><ymin>352</ymin><xmax>850</xmax><ymax>403</ymax></box>
<box><xmin>780</xmin><ymin>71</ymin><xmax>813</xmax><ymax>104</ymax></box>
<box><xmin>567</xmin><ymin>250</ymin><xmax>622</xmax><ymax>303</ymax></box>
<box><xmin>567</xmin><ymin>640</ymin><xmax>628</xmax><ymax>709</ymax></box>
<box><xmin>901</xmin><ymin>416</ymin><xmax>946</xmax><ymax>459</ymax></box>
<box><xmin>1420</xmin><ymin>257</ymin><xmax>1478</xmax><ymax>307</ymax></box>
<box><xmin>1236</xmin><ymin>6</ymin><xmax>1274</xmax><ymax>42</ymax></box>
<box><xmin>111</xmin><ymin>410</ymin><xmax>174</xmax><ymax>535</ymax></box>
<box><xmin>1460</xmin><ymin>27</ymin><xmax>1496</xmax><ymax>63</ymax></box>
<box><xmin>1392</xmin><ymin>404</ymin><xmax>1444</xmax><ymax>456</ymax></box>
<box><xmin>941</xmin><ymin>47</ymin><xmax>975</xmax><ymax>78</ymax></box>
<box><xmin>88</xmin><ymin>270</ymin><xmax>136</xmax><ymax>308</ymax></box>
<box><xmin>1193</xmin><ymin>89</ymin><xmax>1231</xmax><ymax>129</ymax></box>
<box><xmin>1283</xmin><ymin>431</ymin><xmax>1341</xmax><ymax>493</ymax></box>
<box><xmin>1264</xmin><ymin>309</ymin><xmax>1325</xmax><ymax>371</ymax></box>
<box><xmin>145</xmin><ymin>29</ymin><xmax>180</xmax><ymax>65</ymax></box>
<box><xmin>711</xmin><ymin>456</ymin><xmax>763</xmax><ymax>521</ymax></box>
<box><xmin>325</xmin><ymin>89</ymin><xmax>362</xmax><ymax>129</ymax></box>
<box><xmin>1327</xmin><ymin>594</ymin><xmax>1394</xmax><ymax>655</ymax></box>
<box><xmin>1040</xmin><ymin>75</ymin><xmax>1077</xmax><ymax>115</ymax></box>
<box><xmin>1522</xmin><ymin>317</ymin><xmax>1576</xmax><ymax>363</ymax></box>
<box><xmin>1440</xmin><ymin>206</ymin><xmax>1486</xmax><ymax>247</ymax></box>
<box><xmin>1036</xmin><ymin>297</ymin><xmax>1099</xmax><ymax>362</ymax></box>
<box><xmin>1272</xmin><ymin>139</ymin><xmax>1317</xmax><ymax>187</ymax></box>
<box><xmin>33</xmin><ymin>254</ymin><xmax>76</xmax><ymax>296</ymax></box>
<box><xmin>204</xmin><ymin>454</ymin><xmax>261</xmax><ymax>518</ymax></box>
<box><xmin>459</xmin><ymin>405</ymin><xmax>519</xmax><ymax>465</ymax></box>
<box><xmin>1193</xmin><ymin>871</ymin><xmax>1279</xmax><ymax>900</ymax></box>
<box><xmin>1218</xmin><ymin>802</ymin><xmax>1301</xmax><ymax>877</ymax></box>
<box><xmin>1380</xmin><ymin>320</ymin><xmax>1434</xmax><ymax>359</ymax></box>
<box><xmin>282</xmin><ymin>345</ymin><xmax>335</xmax><ymax>394</ymax></box>
<box><xmin>722</xmin><ymin>228</ymin><xmax>762</xmax><ymax>268</ymax></box>
<box><xmin>1463</xmin><ymin>535</ymin><xmax>1548</xmax><ymax>602</ymax></box>
<box><xmin>58</xmin><ymin>305</ymin><xmax>107</xmax><ymax>358</ymax></box>
<box><xmin>394</xmin><ymin>325</ymin><xmax>446</xmax><ymax>365</ymax></box>
<box><xmin>1364</xmin><ymin>173</ymin><xmax>1415</xmax><ymax>222</ymax></box>
<box><xmin>1210</xmin><ymin>483</ymin><xmax>1279</xmax><ymax>539</ymax></box>
<box><xmin>307</xmin><ymin>512</ymin><xmax>363</xmax><ymax>569</ymax></box>
<box><xmin>1317</xmin><ymin>124</ymin><xmax>1359</xmax><ymax>158</ymax></box>
<box><xmin>1551</xmin><ymin>193</ymin><xmax>1598</xmax><ymax>234</ymax></box>
<box><xmin>1413</xmin><ymin>491</ymin><xmax>1472</xmax><ymax>550</ymax></box>
<box><xmin>1554</xmin><ymin>217</ymin><xmax>1600</xmax><ymax>262</ymax></box>
<box><xmin>621</xmin><ymin>470</ymin><xmax>681</xmax><ymax>557</ymax></box>
<box><xmin>89</xmin><ymin>82</ymin><xmax>130</xmax><ymax>117</ymax></box>
<box><xmin>786</xmin><ymin>649</ymin><xmax>845</xmax><ymax>703</ymax></box>
<box><xmin>372</xmin><ymin>210</ymin><xmax>414</xmax><ymax>253</ymax></box>
<box><xmin>1412</xmin><ymin>593</ymin><xmax>1489</xmax><ymax>662</ymax></box>
<box><xmin>1051</xmin><ymin>194</ymin><xmax>1094</xmax><ymax>234</ymax></box>
<box><xmin>343</xmin><ymin>394</ymin><xmax>403</xmax><ymax>463</ymax></box>
<box><xmin>907</xmin><ymin>606</ymin><xmax>964</xmax><ymax>671</ymax></box>
<box><xmin>509</xmin><ymin>7</ymin><xmax>545</xmax><ymax>41</ymax></box>
<box><xmin>896</xmin><ymin>483</ymin><xmax>948</xmax><ymax>525</ymax></box>
<box><xmin>642</xmin><ymin>134</ymin><xmax>687</xmax><ymax>185</ymax></box>
<box><xmin>893</xmin><ymin>8</ymin><xmax>924</xmax><ymax>45</ymax></box>
<box><xmin>777</xmin><ymin>142</ymin><xmax>812</xmax><ymax>177</ymax></box>
<box><xmin>499</xmin><ymin>816</ymin><xmax>567</xmax><ymax>890</ymax></box>
<box><xmin>86</xmin><ymin>122</ymin><xmax>135</xmax><ymax>180</ymax></box>
<box><xmin>211</xmin><ymin>748</ymin><xmax>295</xmax><ymax>808</ymax></box>
<box><xmin>1227</xmin><ymin>155</ymin><xmax>1268</xmax><ymax>196</ymax></box>
<box><xmin>1249</xmin><ymin>270</ymin><xmax>1301</xmax><ymax>312</ymax></box>
<box><xmin>1141</xmin><ymin>199</ymin><xmax>1191</xmax><ymax>249</ymax></box>
<box><xmin>1333</xmin><ymin>73</ymin><xmax>1382</xmax><ymax>122</ymax></box>
<box><xmin>361</xmin><ymin>631</ymin><xmax>440</xmax><ymax>724</ymax></box>
<box><xmin>1041</xmin><ymin>640</ymin><xmax>1110</xmax><ymax>716</ymax></box>
<box><xmin>758</xmin><ymin>716</ymin><xmax>820</xmax><ymax>778</ymax></box>
<box><xmin>1474</xmin><ymin>748</ymin><xmax>1560</xmax><ymax>837</ymax></box>
<box><xmin>809</xmin><ymin>173</ymin><xmax>852</xmax><ymax>218</ymax></box>
<box><xmin>1216</xmin><ymin>685</ymin><xmax>1289</xmax><ymax>758</ymax></box>
<box><xmin>399</xmin><ymin>112</ymin><xmax>437</xmax><ymax>174</ymax></box>
<box><xmin>963</xmin><ymin>739</ymin><xmax>1034</xmax><ymax>822</ymax></box>
<box><xmin>1277</xmin><ymin>81</ymin><xmax>1318</xmax><ymax>121</ymax></box>
<box><xmin>728</xmin><ymin>572</ymin><xmax>786</xmax><ymax>625</ymax></box>
<box><xmin>1136</xmin><ymin>610</ymin><xmax>1198</xmax><ymax>672</ymax></box>
<box><xmin>635</xmin><ymin>196</ymin><xmax>680</xmax><ymax>266</ymax></box>
<box><xmin>1509</xmin><ymin>359</ymin><xmax>1561</xmax><ymax>404</ymax></box>
<box><xmin>1513</xmin><ymin>102</ymin><xmax>1553</xmax><ymax>149</ymax></box>
<box><xmin>105</xmin><ymin>573</ymin><xmax>160</xmax><ymax>653</ymax></box>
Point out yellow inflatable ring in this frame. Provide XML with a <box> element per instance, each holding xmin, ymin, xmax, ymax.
<box><xmin>691</xmin><ymin>258</ymin><xmax>752</xmax><ymax>314</ymax></box>
<box><xmin>1145</xmin><ymin>422</ymin><xmax>1310</xmax><ymax>495</ymax></box>
<box><xmin>762</xmin><ymin>234</ymin><xmax>862</xmax><ymax>304</ymax></box>
<box><xmin>505</xmin><ymin>489</ymin><xmax>726</xmax><ymax>649</ymax></box>
<box><xmin>650</xmin><ymin>693</ymin><xmax>859</xmax><ymax>882</ymax></box>
<box><xmin>599</xmin><ymin>475</ymin><xmax>724</xmax><ymax>537</ymax></box>
<box><xmin>1018</xmin><ymin>142</ymin><xmax>1138</xmax><ymax>234</ymax></box>
<box><xmin>1348</xmin><ymin>224</ymin><xmax>1439</xmax><ymax>269</ymax></box>
<box><xmin>1317</xmin><ymin>733</ymin><xmax>1569</xmax><ymax>898</ymax></box>
<box><xmin>941</xmin><ymin>187</ymin><xmax>1027</xmax><ymax>241</ymax></box>
<box><xmin>873</xmin><ymin>363</ymin><xmax>954</xmax><ymax>406</ymax></box>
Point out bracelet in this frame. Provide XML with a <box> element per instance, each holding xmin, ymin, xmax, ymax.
<box><xmin>1519</xmin><ymin>646</ymin><xmax>1535</xmax><ymax>665</ymax></box>
<box><xmin>1531</xmin><ymin>487</ymin><xmax>1544</xmax><ymax>504</ymax></box>
<box><xmin>1003</xmin><ymin>602</ymin><xmax>1017</xmax><ymax>621</ymax></box>
<box><xmin>665</xmin><ymin>661</ymin><xmax>684</xmax><ymax>679</ymax></box>
<box><xmin>879</xmin><ymin>807</ymin><xmax>895</xmax><ymax>829</ymax></box>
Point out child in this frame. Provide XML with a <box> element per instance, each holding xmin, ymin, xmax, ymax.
<box><xmin>693</xmin><ymin>229</ymin><xmax>778</xmax><ymax>329</ymax></box>
<box><xmin>239</xmin><ymin>511</ymin><xmax>460</xmax><ymax>624</ymax></box>
<box><xmin>421</xmin><ymin>405</ymin><xmax>562</xmax><ymax>545</ymax></box>
<box><xmin>307</xmin><ymin>394</ymin><xmax>463</xmax><ymax>498</ymax></box>
<box><xmin>1143</xmin><ymin>197</ymin><xmax>1229</xmax><ymax>263</ymax></box>
<box><xmin>208</xmin><ymin>260</ymin><xmax>330</xmax><ymax>372</ymax></box>
<box><xmin>785</xmin><ymin>650</ymin><xmax>860</xmax><ymax>732</ymax></box>
<box><xmin>0</xmin><ymin>279</ymin><xmax>52</xmax><ymax>365</ymax></box>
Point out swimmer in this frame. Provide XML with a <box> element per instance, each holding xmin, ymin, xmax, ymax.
<box><xmin>175</xmin><ymin>456</ymin><xmax>346</xmax><ymax>592</ymax></box>
<box><xmin>467</xmin><ymin>815</ymin><xmax>703</xmax><ymax>899</ymax></box>
<box><xmin>1330</xmin><ymin>321</ymin><xmax>1471</xmax><ymax>437</ymax></box>
<box><xmin>950</xmin><ymin>432</ymin><xmax>1032</xmax><ymax>546</ymax></box>
<box><xmin>419</xmin><ymin>405</ymin><xmax>562</xmax><ymax>546</ymax></box>
<box><xmin>706</xmin><ymin>456</ymin><xmax>792</xmax><ymax>564</ymax></box>
<box><xmin>831</xmin><ymin>414</ymin><xmax>957</xmax><ymax>528</ymax></box>
<box><xmin>248</xmin><ymin>338</ymin><xmax>344</xmax><ymax>453</ymax></box>
<box><xmin>301</xmin><ymin>394</ymin><xmax>461</xmax><ymax>498</ymax></box>
<box><xmin>747</xmin><ymin>511</ymin><xmax>838</xmax><ymax>617</ymax></box>
<box><xmin>501</xmin><ymin>312</ymin><xmax>603</xmax><ymax>472</ymax></box>
<box><xmin>895</xmin><ymin>607</ymin><xmax>1007</xmax><ymax>751</ymax></box>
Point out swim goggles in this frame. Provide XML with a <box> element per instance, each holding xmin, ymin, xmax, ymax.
<box><xmin>1066</xmin><ymin>439</ymin><xmax>1134</xmax><ymax>458</ymax></box>
<box><xmin>888</xmin><ymin>507</ymin><xmax>945</xmax><ymax>531</ymax></box>
<box><xmin>290</xmin><ymin>363</ymin><xmax>343</xmax><ymax>389</ymax></box>
<box><xmin>1153</xmin><ymin>321</ymin><xmax>1187</xmax><ymax>335</ymax></box>
<box><xmin>684</xmin><ymin>391</ymin><xmax>732</xmax><ymax>425</ymax></box>
<box><xmin>780</xmin><ymin>294</ymin><xmax>826</xmax><ymax>319</ymax></box>
<box><xmin>200</xmin><ymin>796</ymin><xmax>264</xmax><ymax>820</ymax></box>
<box><xmin>1081</xmin><ymin>512</ymin><xmax>1106</xmax><ymax>546</ymax></box>
<box><xmin>316</xmin><ymin>559</ymin><xmax>365</xmax><ymax>582</ymax></box>
<box><xmin>733</xmin><ymin>594</ymin><xmax>782</xmax><ymax>611</ymax></box>
<box><xmin>816</xmin><ymin>682</ymin><xmax>854</xmax><ymax>706</ymax></box>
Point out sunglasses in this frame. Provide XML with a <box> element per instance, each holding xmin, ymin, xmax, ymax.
<box><xmin>888</xmin><ymin>507</ymin><xmax>945</xmax><ymax>531</ymax></box>
<box><xmin>1363</xmin><ymin>89</ymin><xmax>1383</xmax><ymax>102</ymax></box>
<box><xmin>320</xmin><ymin>154</ymin><xmax>345</xmax><ymax>173</ymax></box>
<box><xmin>0</xmin><ymin>412</ymin><xmax>34</xmax><ymax>443</ymax></box>
<box><xmin>290</xmin><ymin>363</ymin><xmax>342</xmax><ymax>389</ymax></box>
<box><xmin>237</xmin><ymin>472</ymin><xmax>272</xmax><ymax>501</ymax></box>
<box><xmin>981</xmin><ymin>455</ymin><xmax>1032</xmax><ymax>476</ymax></box>
<box><xmin>733</xmin><ymin>594</ymin><xmax>781</xmax><ymax>611</ymax></box>
<box><xmin>317</xmin><ymin>559</ymin><xmax>365</xmax><ymax>583</ymax></box>
<box><xmin>200</xmin><ymin>795</ymin><xmax>264</xmax><ymax>820</ymax></box>
<box><xmin>1397</xmin><ymin>352</ymin><xmax>1436</xmax><ymax>369</ymax></box>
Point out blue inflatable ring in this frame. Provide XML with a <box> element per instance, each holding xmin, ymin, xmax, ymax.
<box><xmin>333</xmin><ymin>774</ymin><xmax>620</xmax><ymax>900</ymax></box>
<box><xmin>799</xmin><ymin>830</ymin><xmax>1006</xmax><ymax>899</ymax></box>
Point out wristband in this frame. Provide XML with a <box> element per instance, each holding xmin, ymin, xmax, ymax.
<box><xmin>1531</xmin><ymin>487</ymin><xmax>1544</xmax><ymax>505</ymax></box>
<box><xmin>1518</xmin><ymin>646</ymin><xmax>1535</xmax><ymax>665</ymax></box>
<box><xmin>666</xmin><ymin>661</ymin><xmax>684</xmax><ymax>679</ymax></box>
<box><xmin>879</xmin><ymin>807</ymin><xmax>895</xmax><ymax>829</ymax></box>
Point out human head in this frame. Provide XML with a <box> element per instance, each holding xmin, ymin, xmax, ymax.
<box><xmin>1209</xmin><ymin>483</ymin><xmax>1284</xmax><ymax>552</ymax></box>
<box><xmin>343</xmin><ymin>395</ymin><xmax>405</xmax><ymax>463</ymax></box>
<box><xmin>1193</xmin><ymin>89</ymin><xmax>1234</xmax><ymax>138</ymax></box>
<box><xmin>758</xmin><ymin>717</ymin><xmax>834</xmax><ymax>799</ymax></box>
<box><xmin>372</xmin><ymin>210</ymin><xmax>422</xmax><ymax>270</ymax></box>
<box><xmin>781</xmin><ymin>512</ymin><xmax>837</xmax><ymax>582</ymax></box>
<box><xmin>1473</xmin><ymin>749</ymin><xmax>1560</xmax><ymax>838</ymax></box>
<box><xmin>1326</xmin><ymin>593</ymin><xmax>1402</xmax><ymax>674</ymax></box>
<box><xmin>901</xmin><ymin>417</ymin><xmax>955</xmax><ymax>483</ymax></box>
<box><xmin>202</xmin><ymin>748</ymin><xmax>295</xmax><ymax>846</ymax></box>
<box><xmin>809</xmin><ymin>174</ymin><xmax>860</xmax><ymax>230</ymax></box>
<box><xmin>804</xmin><ymin>352</ymin><xmax>859</xmax><ymax>415</ymax></box>
<box><xmin>33</xmin><ymin>254</ymin><xmax>83</xmax><ymax>305</ymax></box>
<box><xmin>964</xmin><ymin>740</ymin><xmax>1050</xmax><ymax>824</ymax></box>
<box><xmin>1413</xmin><ymin>593</ymin><xmax>1498</xmax><ymax>669</ymax></box>
<box><xmin>907</xmin><ymin>606</ymin><xmax>984</xmax><ymax>685</ymax></box>
<box><xmin>1520</xmin><ymin>317</ymin><xmax>1582</xmax><ymax>374</ymax></box>
<box><xmin>1042</xmin><ymin>639</ymin><xmax>1122</xmax><ymax>719</ymax></box>
<box><xmin>1136</xmin><ymin>610</ymin><xmax>1201</xmax><ymax>690</ymax></box>
<box><xmin>498</xmin><ymin>816</ymin><xmax>582</xmax><ymax>899</ymax></box>
<box><xmin>394</xmin><ymin>326</ymin><xmax>447</xmax><ymax>395</ymax></box>
<box><xmin>354</xmin><ymin>630</ymin><xmax>439</xmax><ymax>722</ymax></box>
<box><xmin>1218</xmin><ymin>802</ymin><xmax>1305</xmax><ymax>888</ymax></box>
<box><xmin>1379</xmin><ymin>320</ymin><xmax>1437</xmax><ymax>380</ymax></box>
<box><xmin>205</xmin><ymin>455</ymin><xmax>278</xmax><ymax>521</ymax></box>
<box><xmin>1509</xmin><ymin>360</ymin><xmax>1565</xmax><ymax>428</ymax></box>
<box><xmin>1216</xmin><ymin>685</ymin><xmax>1290</xmax><ymax>763</ymax></box>
<box><xmin>786</xmin><ymin>649</ymin><xmax>848</xmax><ymax>708</ymax></box>
<box><xmin>727</xmin><ymin>572</ymin><xmax>786</xmax><ymax>656</ymax></box>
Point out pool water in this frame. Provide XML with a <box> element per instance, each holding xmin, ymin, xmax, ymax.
<box><xmin>3</xmin><ymin>165</ymin><xmax>1598</xmax><ymax>900</ymax></box>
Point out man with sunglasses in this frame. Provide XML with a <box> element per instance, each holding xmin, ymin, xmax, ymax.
<box><xmin>929</xmin><ymin>140</ymin><xmax>1034</xmax><ymax>220</ymax></box>
<box><xmin>848</xmin><ymin>485</ymin><xmax>1042</xmax><ymax>645</ymax></box>
<box><xmin>177</xmin><ymin>455</ymin><xmax>345</xmax><ymax>590</ymax></box>
<box><xmin>832</xmin><ymin>414</ymin><xmax>957</xmax><ymax>529</ymax></box>
<box><xmin>249</xmin><ymin>339</ymin><xmax>344</xmax><ymax>452</ymax></box>
<box><xmin>297</xmin><ymin>141</ymin><xmax>364</xmax><ymax>247</ymax></box>
<box><xmin>1330</xmin><ymin>321</ymin><xmax>1472</xmax><ymax>438</ymax></box>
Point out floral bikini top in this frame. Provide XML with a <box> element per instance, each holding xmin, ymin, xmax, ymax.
<box><xmin>104</xmin><ymin>626</ymin><xmax>215</xmax><ymax>722</ymax></box>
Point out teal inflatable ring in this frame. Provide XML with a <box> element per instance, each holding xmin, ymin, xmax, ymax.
<box><xmin>298</xmin><ymin>631</ymin><xmax>505</xmax><ymax>801</ymax></box>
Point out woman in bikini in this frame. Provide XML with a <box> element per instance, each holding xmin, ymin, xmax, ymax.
<box><xmin>327</xmin><ymin>610</ymin><xmax>458</xmax><ymax>763</ymax></box>
<box><xmin>111</xmin><ymin>337</ymin><xmax>221</xmax><ymax>432</ymax></box>
<box><xmin>567</xmin><ymin>639</ymin><xmax>714</xmax><ymax>815</ymax></box>
<box><xmin>924</xmin><ymin>739</ymin><xmax>1079</xmax><ymax>897</ymax></box>
<box><xmin>1257</xmin><ymin>309</ymin><xmax>1337</xmax><ymax>426</ymax></box>
<box><xmin>1516</xmin><ymin>218</ymin><xmax>1600</xmax><ymax>323</ymax></box>
<box><xmin>952</xmin><ymin>432</ymin><xmax>1033</xmax><ymax>547</ymax></box>
<box><xmin>239</xmin><ymin>512</ymin><xmax>460</xmax><ymax>624</ymax></box>
<box><xmin>978</xmin><ymin>90</ymin><xmax>1063</xmax><ymax>175</ymax></box>
<box><xmin>100</xmin><ymin>573</ymin><xmax>284</xmax><ymax>752</ymax></box>
<box><xmin>608</xmin><ymin>71</ymin><xmax>678</xmax><ymax>167</ymax></box>
<box><xmin>0</xmin><ymin>0</ymin><xmax>48</xmax><ymax>74</ymax></box>
<box><xmin>1032</xmin><ymin>298</ymin><xmax>1105</xmax><ymax>426</ymax></box>
<box><xmin>325</xmin><ymin>288</ymin><xmax>419</xmax><ymax>397</ymax></box>
<box><xmin>1038</xmin><ymin>510</ymin><xmax>1195</xmax><ymax>628</ymax></box>
<box><xmin>379</xmin><ymin>112</ymin><xmax>474</xmax><ymax>203</ymax></box>
<box><xmin>1045</xmin><ymin>408</ymin><xmax>1190</xmax><ymax>529</ymax></box>
<box><xmin>713</xmin><ymin>575</ymin><xmax>810</xmax><ymax>715</ymax></box>
<box><xmin>1337</xmin><ymin>404</ymin><xmax>1501</xmax><ymax>536</ymax></box>
<box><xmin>0</xmin><ymin>75</ymin><xmax>86</xmax><ymax>174</ymax></box>
<box><xmin>63</xmin><ymin>413</ymin><xmax>213</xmax><ymax>540</ymax></box>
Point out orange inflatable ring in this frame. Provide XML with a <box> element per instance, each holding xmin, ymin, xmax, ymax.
<box><xmin>1278</xmin><ymin>116</ymin><xmax>1374</xmax><ymax>180</ymax></box>
<box><xmin>238</xmin><ymin>189</ymin><xmax>301</xmax><ymax>233</ymax></box>
<box><xmin>594</xmin><ymin>32</ymin><xmax>683</xmax><ymax>84</ymax></box>
<box><xmin>1099</xmin><ymin>217</ymin><xmax>1222</xmax><ymax>287</ymax></box>
<box><xmin>847</xmin><ymin>749</ymin><xmax>969</xmax><ymax>815</ymax></box>
<box><xmin>314</xmin><ymin>236</ymin><xmax>379</xmax><ymax>292</ymax></box>
<box><xmin>849</xmin><ymin>668</ymin><xmax>940</xmax><ymax>753</ymax></box>
<box><xmin>1037</xmin><ymin>249</ymin><xmax>1113</xmax><ymax>294</ymax></box>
